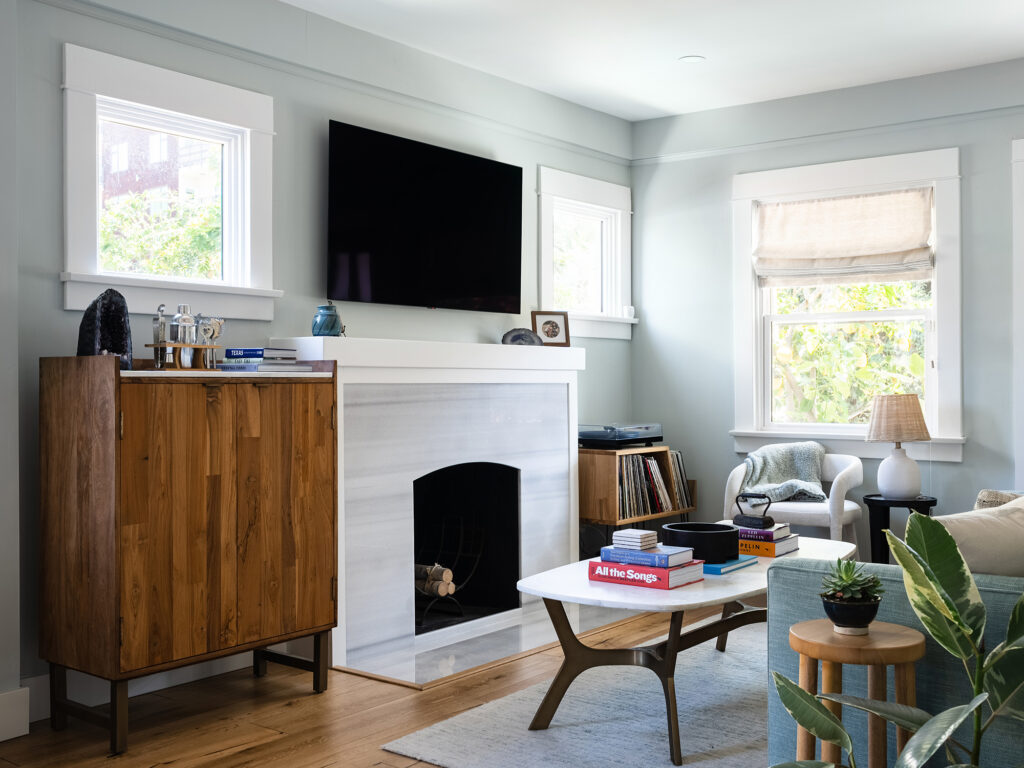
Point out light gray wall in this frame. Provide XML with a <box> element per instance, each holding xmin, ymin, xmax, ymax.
<box><xmin>14</xmin><ymin>0</ymin><xmax>632</xmax><ymax>682</ymax></box>
<box><xmin>1</xmin><ymin>0</ymin><xmax>22</xmax><ymax>705</ymax></box>
<box><xmin>631</xmin><ymin>61</ymin><xmax>1024</xmax><ymax>537</ymax></box>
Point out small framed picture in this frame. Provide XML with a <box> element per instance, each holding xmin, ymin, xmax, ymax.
<box><xmin>531</xmin><ymin>311</ymin><xmax>570</xmax><ymax>347</ymax></box>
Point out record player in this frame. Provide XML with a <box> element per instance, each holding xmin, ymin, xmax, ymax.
<box><xmin>578</xmin><ymin>423</ymin><xmax>663</xmax><ymax>449</ymax></box>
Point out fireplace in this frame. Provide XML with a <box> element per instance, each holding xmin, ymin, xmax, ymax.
<box><xmin>413</xmin><ymin>462</ymin><xmax>521</xmax><ymax>634</ymax></box>
<box><xmin>274</xmin><ymin>336</ymin><xmax>584</xmax><ymax>681</ymax></box>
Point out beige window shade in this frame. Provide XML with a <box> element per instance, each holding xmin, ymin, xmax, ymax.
<box><xmin>752</xmin><ymin>187</ymin><xmax>934</xmax><ymax>286</ymax></box>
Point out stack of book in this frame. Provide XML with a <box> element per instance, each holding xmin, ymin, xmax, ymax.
<box><xmin>719</xmin><ymin>520</ymin><xmax>800</xmax><ymax>557</ymax></box>
<box><xmin>588</xmin><ymin>528</ymin><xmax>704</xmax><ymax>590</ymax></box>
<box><xmin>611</xmin><ymin>528</ymin><xmax>658</xmax><ymax>550</ymax></box>
<box><xmin>218</xmin><ymin>347</ymin><xmax>313</xmax><ymax>372</ymax></box>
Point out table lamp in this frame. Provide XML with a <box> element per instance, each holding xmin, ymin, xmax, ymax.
<box><xmin>865</xmin><ymin>394</ymin><xmax>931</xmax><ymax>499</ymax></box>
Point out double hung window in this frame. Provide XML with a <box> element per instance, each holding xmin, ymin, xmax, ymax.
<box><xmin>732</xmin><ymin>149</ymin><xmax>963</xmax><ymax>460</ymax></box>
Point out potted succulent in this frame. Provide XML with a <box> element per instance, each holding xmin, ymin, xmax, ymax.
<box><xmin>820</xmin><ymin>558</ymin><xmax>884</xmax><ymax>635</ymax></box>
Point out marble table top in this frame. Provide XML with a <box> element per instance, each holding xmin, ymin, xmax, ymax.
<box><xmin>517</xmin><ymin>537</ymin><xmax>856</xmax><ymax>612</ymax></box>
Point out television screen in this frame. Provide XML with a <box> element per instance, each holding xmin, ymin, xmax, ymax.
<box><xmin>327</xmin><ymin>121</ymin><xmax>523</xmax><ymax>314</ymax></box>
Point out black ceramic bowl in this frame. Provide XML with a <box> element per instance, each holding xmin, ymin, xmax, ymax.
<box><xmin>662</xmin><ymin>522</ymin><xmax>739</xmax><ymax>563</ymax></box>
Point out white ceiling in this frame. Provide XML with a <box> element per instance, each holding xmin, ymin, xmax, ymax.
<box><xmin>280</xmin><ymin>0</ymin><xmax>1024</xmax><ymax>122</ymax></box>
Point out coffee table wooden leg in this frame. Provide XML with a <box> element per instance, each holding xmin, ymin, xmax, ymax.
<box><xmin>796</xmin><ymin>653</ymin><xmax>818</xmax><ymax>760</ymax></box>
<box><xmin>867</xmin><ymin>664</ymin><xmax>886</xmax><ymax>768</ymax></box>
<box><xmin>821</xmin><ymin>661</ymin><xmax>843</xmax><ymax>765</ymax></box>
<box><xmin>894</xmin><ymin>662</ymin><xmax>916</xmax><ymax>751</ymax></box>
<box><xmin>715</xmin><ymin>601</ymin><xmax>743</xmax><ymax>652</ymax></box>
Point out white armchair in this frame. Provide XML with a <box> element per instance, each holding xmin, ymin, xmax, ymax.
<box><xmin>723</xmin><ymin>453</ymin><xmax>864</xmax><ymax>547</ymax></box>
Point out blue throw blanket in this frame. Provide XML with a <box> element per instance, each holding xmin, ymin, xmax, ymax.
<box><xmin>742</xmin><ymin>441</ymin><xmax>826</xmax><ymax>504</ymax></box>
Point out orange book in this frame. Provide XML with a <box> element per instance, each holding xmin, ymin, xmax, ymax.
<box><xmin>737</xmin><ymin>535</ymin><xmax>799</xmax><ymax>557</ymax></box>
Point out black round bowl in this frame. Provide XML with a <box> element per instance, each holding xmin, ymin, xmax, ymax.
<box><xmin>662</xmin><ymin>522</ymin><xmax>739</xmax><ymax>563</ymax></box>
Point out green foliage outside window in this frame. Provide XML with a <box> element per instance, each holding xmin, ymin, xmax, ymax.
<box><xmin>99</xmin><ymin>189</ymin><xmax>222</xmax><ymax>280</ymax></box>
<box><xmin>770</xmin><ymin>281</ymin><xmax>931</xmax><ymax>425</ymax></box>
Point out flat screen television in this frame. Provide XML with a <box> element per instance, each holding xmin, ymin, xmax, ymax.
<box><xmin>326</xmin><ymin>120</ymin><xmax>523</xmax><ymax>314</ymax></box>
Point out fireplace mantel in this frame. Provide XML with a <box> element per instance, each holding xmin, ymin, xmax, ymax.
<box><xmin>282</xmin><ymin>336</ymin><xmax>585</xmax><ymax>380</ymax></box>
<box><xmin>273</xmin><ymin>336</ymin><xmax>585</xmax><ymax>680</ymax></box>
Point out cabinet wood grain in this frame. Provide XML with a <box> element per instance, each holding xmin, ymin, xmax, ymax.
<box><xmin>39</xmin><ymin>358</ymin><xmax>338</xmax><ymax>752</ymax></box>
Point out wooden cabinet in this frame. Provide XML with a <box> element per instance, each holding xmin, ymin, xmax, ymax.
<box><xmin>39</xmin><ymin>356</ymin><xmax>337</xmax><ymax>752</ymax></box>
<box><xmin>579</xmin><ymin>445</ymin><xmax>696</xmax><ymax>526</ymax></box>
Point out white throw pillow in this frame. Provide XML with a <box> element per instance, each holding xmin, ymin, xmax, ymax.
<box><xmin>935</xmin><ymin>498</ymin><xmax>1024</xmax><ymax>577</ymax></box>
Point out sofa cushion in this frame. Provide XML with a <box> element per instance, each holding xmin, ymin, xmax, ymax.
<box><xmin>935</xmin><ymin>498</ymin><xmax>1024</xmax><ymax>577</ymax></box>
<box><xmin>973</xmin><ymin>488</ymin><xmax>1022</xmax><ymax>509</ymax></box>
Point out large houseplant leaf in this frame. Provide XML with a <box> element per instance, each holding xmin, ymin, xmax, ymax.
<box><xmin>983</xmin><ymin>645</ymin><xmax>1024</xmax><ymax>721</ymax></box>
<box><xmin>903</xmin><ymin>513</ymin><xmax>986</xmax><ymax>642</ymax></box>
<box><xmin>893</xmin><ymin>695</ymin><xmax>987</xmax><ymax>768</ymax></box>
<box><xmin>772</xmin><ymin>672</ymin><xmax>854</xmax><ymax>758</ymax></box>
<box><xmin>886</xmin><ymin>530</ymin><xmax>975</xmax><ymax>659</ymax></box>
<box><xmin>819</xmin><ymin>693</ymin><xmax>931</xmax><ymax>733</ymax></box>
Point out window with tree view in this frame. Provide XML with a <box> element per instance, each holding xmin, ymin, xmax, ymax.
<box><xmin>98</xmin><ymin>119</ymin><xmax>224</xmax><ymax>280</ymax></box>
<box><xmin>753</xmin><ymin>185</ymin><xmax>936</xmax><ymax>430</ymax></box>
<box><xmin>768</xmin><ymin>279</ymin><xmax>932</xmax><ymax>425</ymax></box>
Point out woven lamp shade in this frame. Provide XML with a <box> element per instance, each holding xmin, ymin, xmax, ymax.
<box><xmin>866</xmin><ymin>394</ymin><xmax>930</xmax><ymax>443</ymax></box>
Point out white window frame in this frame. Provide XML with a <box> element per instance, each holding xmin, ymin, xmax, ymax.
<box><xmin>731</xmin><ymin>148</ymin><xmax>964</xmax><ymax>461</ymax></box>
<box><xmin>538</xmin><ymin>167</ymin><xmax>635</xmax><ymax>340</ymax></box>
<box><xmin>62</xmin><ymin>44</ymin><xmax>280</xmax><ymax>320</ymax></box>
<box><xmin>1012</xmin><ymin>139</ymin><xmax>1024</xmax><ymax>486</ymax></box>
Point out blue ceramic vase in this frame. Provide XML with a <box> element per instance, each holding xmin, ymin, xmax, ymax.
<box><xmin>312</xmin><ymin>304</ymin><xmax>343</xmax><ymax>336</ymax></box>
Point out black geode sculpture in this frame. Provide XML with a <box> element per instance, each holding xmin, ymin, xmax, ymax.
<box><xmin>76</xmin><ymin>288</ymin><xmax>132</xmax><ymax>370</ymax></box>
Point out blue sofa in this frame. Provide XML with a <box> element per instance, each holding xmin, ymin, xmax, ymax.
<box><xmin>766</xmin><ymin>558</ymin><xmax>1023</xmax><ymax>767</ymax></box>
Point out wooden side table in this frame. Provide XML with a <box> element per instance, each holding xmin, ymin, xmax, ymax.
<box><xmin>789</xmin><ymin>619</ymin><xmax>925</xmax><ymax>768</ymax></box>
<box><xmin>862</xmin><ymin>494</ymin><xmax>937</xmax><ymax>564</ymax></box>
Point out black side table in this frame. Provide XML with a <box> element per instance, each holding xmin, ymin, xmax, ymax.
<box><xmin>862</xmin><ymin>494</ymin><xmax>938</xmax><ymax>564</ymax></box>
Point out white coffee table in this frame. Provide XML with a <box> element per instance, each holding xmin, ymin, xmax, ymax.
<box><xmin>516</xmin><ymin>537</ymin><xmax>856</xmax><ymax>766</ymax></box>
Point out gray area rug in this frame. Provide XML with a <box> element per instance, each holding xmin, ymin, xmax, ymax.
<box><xmin>384</xmin><ymin>623</ymin><xmax>767</xmax><ymax>768</ymax></box>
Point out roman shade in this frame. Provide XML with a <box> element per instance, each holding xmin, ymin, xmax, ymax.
<box><xmin>752</xmin><ymin>187</ymin><xmax>934</xmax><ymax>286</ymax></box>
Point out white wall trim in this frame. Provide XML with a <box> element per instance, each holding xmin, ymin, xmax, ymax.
<box><xmin>61</xmin><ymin>271</ymin><xmax>282</xmax><ymax>320</ymax></box>
<box><xmin>0</xmin><ymin>687</ymin><xmax>28</xmax><ymax>741</ymax></box>
<box><xmin>1013</xmin><ymin>138</ymin><xmax>1024</xmax><ymax>487</ymax></box>
<box><xmin>730</xmin><ymin>431</ymin><xmax>964</xmax><ymax>463</ymax></box>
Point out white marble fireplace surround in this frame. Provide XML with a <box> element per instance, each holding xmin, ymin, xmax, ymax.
<box><xmin>275</xmin><ymin>337</ymin><xmax>586</xmax><ymax>682</ymax></box>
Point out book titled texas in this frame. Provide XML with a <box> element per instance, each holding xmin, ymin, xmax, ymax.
<box><xmin>588</xmin><ymin>559</ymin><xmax>704</xmax><ymax>590</ymax></box>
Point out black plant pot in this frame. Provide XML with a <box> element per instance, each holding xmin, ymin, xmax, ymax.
<box><xmin>821</xmin><ymin>595</ymin><xmax>881</xmax><ymax>635</ymax></box>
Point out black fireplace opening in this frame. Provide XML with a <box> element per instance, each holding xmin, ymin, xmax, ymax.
<box><xmin>413</xmin><ymin>462</ymin><xmax>521</xmax><ymax>634</ymax></box>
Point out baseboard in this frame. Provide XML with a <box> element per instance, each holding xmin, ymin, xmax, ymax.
<box><xmin>0</xmin><ymin>686</ymin><xmax>29</xmax><ymax>741</ymax></box>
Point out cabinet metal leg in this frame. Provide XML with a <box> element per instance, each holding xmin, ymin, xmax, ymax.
<box><xmin>313</xmin><ymin>631</ymin><xmax>329</xmax><ymax>693</ymax></box>
<box><xmin>49</xmin><ymin>663</ymin><xmax>67</xmax><ymax>731</ymax></box>
<box><xmin>110</xmin><ymin>679</ymin><xmax>128</xmax><ymax>755</ymax></box>
<box><xmin>253</xmin><ymin>648</ymin><xmax>268</xmax><ymax>677</ymax></box>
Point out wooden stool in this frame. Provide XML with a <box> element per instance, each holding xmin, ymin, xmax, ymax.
<box><xmin>789</xmin><ymin>619</ymin><xmax>925</xmax><ymax>767</ymax></box>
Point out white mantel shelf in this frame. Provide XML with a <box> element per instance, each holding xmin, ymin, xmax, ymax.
<box><xmin>276</xmin><ymin>337</ymin><xmax>585</xmax><ymax>381</ymax></box>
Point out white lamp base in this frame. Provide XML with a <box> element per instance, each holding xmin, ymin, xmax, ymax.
<box><xmin>877</xmin><ymin>447</ymin><xmax>921</xmax><ymax>499</ymax></box>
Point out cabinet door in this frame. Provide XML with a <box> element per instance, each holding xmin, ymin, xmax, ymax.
<box><xmin>119</xmin><ymin>382</ymin><xmax>238</xmax><ymax>672</ymax></box>
<box><xmin>236</xmin><ymin>381</ymin><xmax>336</xmax><ymax>644</ymax></box>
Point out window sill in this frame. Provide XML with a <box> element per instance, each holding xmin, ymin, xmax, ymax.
<box><xmin>61</xmin><ymin>272</ymin><xmax>283</xmax><ymax>321</ymax></box>
<box><xmin>730</xmin><ymin>429</ymin><xmax>964</xmax><ymax>463</ymax></box>
<box><xmin>568</xmin><ymin>312</ymin><xmax>638</xmax><ymax>340</ymax></box>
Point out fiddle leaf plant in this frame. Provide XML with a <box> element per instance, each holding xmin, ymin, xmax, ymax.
<box><xmin>772</xmin><ymin>512</ymin><xmax>1024</xmax><ymax>768</ymax></box>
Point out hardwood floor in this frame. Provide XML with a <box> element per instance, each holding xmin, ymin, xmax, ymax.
<box><xmin>0</xmin><ymin>607</ymin><xmax>720</xmax><ymax>768</ymax></box>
